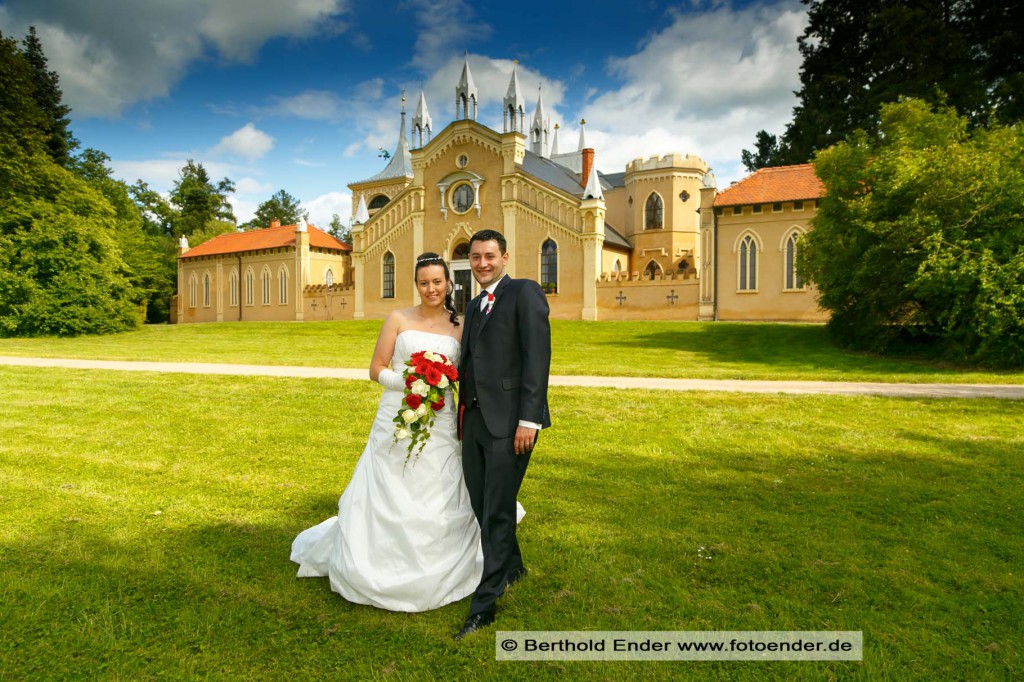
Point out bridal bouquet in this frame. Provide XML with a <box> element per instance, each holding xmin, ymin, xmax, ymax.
<box><xmin>393</xmin><ymin>350</ymin><xmax>459</xmax><ymax>465</ymax></box>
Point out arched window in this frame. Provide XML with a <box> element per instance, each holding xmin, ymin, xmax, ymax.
<box><xmin>645</xmin><ymin>193</ymin><xmax>664</xmax><ymax>230</ymax></box>
<box><xmin>541</xmin><ymin>239</ymin><xmax>558</xmax><ymax>294</ymax></box>
<box><xmin>245</xmin><ymin>269</ymin><xmax>255</xmax><ymax>306</ymax></box>
<box><xmin>612</xmin><ymin>259</ymin><xmax>622</xmax><ymax>274</ymax></box>
<box><xmin>325</xmin><ymin>268</ymin><xmax>334</xmax><ymax>287</ymax></box>
<box><xmin>229</xmin><ymin>269</ymin><xmax>238</xmax><ymax>307</ymax></box>
<box><xmin>452</xmin><ymin>242</ymin><xmax>470</xmax><ymax>260</ymax></box>
<box><xmin>739</xmin><ymin>235</ymin><xmax>758</xmax><ymax>291</ymax></box>
<box><xmin>278</xmin><ymin>266</ymin><xmax>289</xmax><ymax>304</ymax></box>
<box><xmin>785</xmin><ymin>233</ymin><xmax>803</xmax><ymax>289</ymax></box>
<box><xmin>368</xmin><ymin>194</ymin><xmax>389</xmax><ymax>211</ymax></box>
<box><xmin>188</xmin><ymin>273</ymin><xmax>197</xmax><ymax>308</ymax></box>
<box><xmin>202</xmin><ymin>272</ymin><xmax>211</xmax><ymax>307</ymax></box>
<box><xmin>382</xmin><ymin>252</ymin><xmax>395</xmax><ymax>299</ymax></box>
<box><xmin>644</xmin><ymin>260</ymin><xmax>662</xmax><ymax>280</ymax></box>
<box><xmin>261</xmin><ymin>268</ymin><xmax>271</xmax><ymax>305</ymax></box>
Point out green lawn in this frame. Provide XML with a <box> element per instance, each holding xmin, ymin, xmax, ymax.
<box><xmin>1</xmin><ymin>320</ymin><xmax>1022</xmax><ymax>383</ymax></box>
<box><xmin>1</xmin><ymin>366</ymin><xmax>1020</xmax><ymax>679</ymax></box>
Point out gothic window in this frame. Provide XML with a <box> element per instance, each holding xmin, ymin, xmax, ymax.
<box><xmin>368</xmin><ymin>194</ymin><xmax>389</xmax><ymax>211</ymax></box>
<box><xmin>612</xmin><ymin>259</ymin><xmax>622</xmax><ymax>274</ymax></box>
<box><xmin>644</xmin><ymin>260</ymin><xmax>662</xmax><ymax>280</ymax></box>
<box><xmin>541</xmin><ymin>240</ymin><xmax>558</xmax><ymax>294</ymax></box>
<box><xmin>245</xmin><ymin>269</ymin><xmax>255</xmax><ymax>306</ymax></box>
<box><xmin>325</xmin><ymin>268</ymin><xmax>335</xmax><ymax>287</ymax></box>
<box><xmin>202</xmin><ymin>272</ymin><xmax>211</xmax><ymax>307</ymax></box>
<box><xmin>452</xmin><ymin>242</ymin><xmax>470</xmax><ymax>260</ymax></box>
<box><xmin>382</xmin><ymin>252</ymin><xmax>395</xmax><ymax>299</ymax></box>
<box><xmin>278</xmin><ymin>266</ymin><xmax>289</xmax><ymax>304</ymax></box>
<box><xmin>645</xmin><ymin>193</ymin><xmax>664</xmax><ymax>229</ymax></box>
<box><xmin>188</xmin><ymin>273</ymin><xmax>197</xmax><ymax>308</ymax></box>
<box><xmin>261</xmin><ymin>268</ymin><xmax>271</xmax><ymax>305</ymax></box>
<box><xmin>739</xmin><ymin>235</ymin><xmax>758</xmax><ymax>291</ymax></box>
<box><xmin>785</xmin><ymin>233</ymin><xmax>804</xmax><ymax>289</ymax></box>
<box><xmin>229</xmin><ymin>269</ymin><xmax>238</xmax><ymax>307</ymax></box>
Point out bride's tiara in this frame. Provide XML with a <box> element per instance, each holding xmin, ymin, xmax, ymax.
<box><xmin>415</xmin><ymin>255</ymin><xmax>445</xmax><ymax>265</ymax></box>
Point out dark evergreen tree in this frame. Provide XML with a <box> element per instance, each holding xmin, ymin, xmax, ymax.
<box><xmin>741</xmin><ymin>130</ymin><xmax>784</xmax><ymax>172</ymax></box>
<box><xmin>21</xmin><ymin>26</ymin><xmax>77</xmax><ymax>167</ymax></box>
<box><xmin>744</xmin><ymin>0</ymin><xmax>1023</xmax><ymax>167</ymax></box>
<box><xmin>168</xmin><ymin>160</ymin><xmax>236</xmax><ymax>237</ymax></box>
<box><xmin>242</xmin><ymin>189</ymin><xmax>307</xmax><ymax>230</ymax></box>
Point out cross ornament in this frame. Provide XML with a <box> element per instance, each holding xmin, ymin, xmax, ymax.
<box><xmin>616</xmin><ymin>290</ymin><xmax>627</xmax><ymax>306</ymax></box>
<box><xmin>667</xmin><ymin>289</ymin><xmax>678</xmax><ymax>305</ymax></box>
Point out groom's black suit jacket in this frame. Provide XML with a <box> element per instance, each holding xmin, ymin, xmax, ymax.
<box><xmin>459</xmin><ymin>275</ymin><xmax>551</xmax><ymax>439</ymax></box>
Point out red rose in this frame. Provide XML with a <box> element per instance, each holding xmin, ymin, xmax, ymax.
<box><xmin>431</xmin><ymin>399</ymin><xmax>445</xmax><ymax>411</ymax></box>
<box><xmin>405</xmin><ymin>393</ymin><xmax>423</xmax><ymax>409</ymax></box>
<box><xmin>405</xmin><ymin>374</ymin><xmax>416</xmax><ymax>387</ymax></box>
<box><xmin>425</xmin><ymin>365</ymin><xmax>443</xmax><ymax>385</ymax></box>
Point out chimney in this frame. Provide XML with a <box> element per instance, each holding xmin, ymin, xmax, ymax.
<box><xmin>581</xmin><ymin>148</ymin><xmax>594</xmax><ymax>188</ymax></box>
<box><xmin>270</xmin><ymin>218</ymin><xmax>281</xmax><ymax>228</ymax></box>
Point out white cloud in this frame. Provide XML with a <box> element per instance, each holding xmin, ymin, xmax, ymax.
<box><xmin>404</xmin><ymin>0</ymin><xmax>492</xmax><ymax>72</ymax></box>
<box><xmin>580</xmin><ymin>2</ymin><xmax>807</xmax><ymax>185</ymax></box>
<box><xmin>211</xmin><ymin>123</ymin><xmax>275</xmax><ymax>160</ymax></box>
<box><xmin>265</xmin><ymin>90</ymin><xmax>345</xmax><ymax>121</ymax></box>
<box><xmin>0</xmin><ymin>0</ymin><xmax>351</xmax><ymax>117</ymax></box>
<box><xmin>305</xmin><ymin>191</ymin><xmax>353</xmax><ymax>229</ymax></box>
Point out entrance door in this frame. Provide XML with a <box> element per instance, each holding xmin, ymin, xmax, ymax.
<box><xmin>452</xmin><ymin>263</ymin><xmax>473</xmax><ymax>315</ymax></box>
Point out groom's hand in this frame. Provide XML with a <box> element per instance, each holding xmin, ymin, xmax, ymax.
<box><xmin>514</xmin><ymin>426</ymin><xmax>537</xmax><ymax>456</ymax></box>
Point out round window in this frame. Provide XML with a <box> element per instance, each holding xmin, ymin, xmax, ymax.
<box><xmin>451</xmin><ymin>183</ymin><xmax>474</xmax><ymax>213</ymax></box>
<box><xmin>457</xmin><ymin>154</ymin><xmax>469</xmax><ymax>168</ymax></box>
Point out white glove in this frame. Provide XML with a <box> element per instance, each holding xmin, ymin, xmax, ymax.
<box><xmin>376</xmin><ymin>368</ymin><xmax>406</xmax><ymax>391</ymax></box>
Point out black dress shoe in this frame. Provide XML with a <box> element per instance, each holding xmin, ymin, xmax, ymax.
<box><xmin>454</xmin><ymin>612</ymin><xmax>495</xmax><ymax>641</ymax></box>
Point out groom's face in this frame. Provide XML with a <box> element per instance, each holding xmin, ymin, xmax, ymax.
<box><xmin>469</xmin><ymin>239</ymin><xmax>509</xmax><ymax>288</ymax></box>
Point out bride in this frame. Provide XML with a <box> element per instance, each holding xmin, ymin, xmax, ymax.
<box><xmin>290</xmin><ymin>253</ymin><xmax>480</xmax><ymax>611</ymax></box>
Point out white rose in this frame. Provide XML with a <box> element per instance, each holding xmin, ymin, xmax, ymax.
<box><xmin>424</xmin><ymin>351</ymin><xmax>440</xmax><ymax>362</ymax></box>
<box><xmin>438</xmin><ymin>375</ymin><xmax>449</xmax><ymax>389</ymax></box>
<box><xmin>411</xmin><ymin>379</ymin><xmax>430</xmax><ymax>397</ymax></box>
<box><xmin>402</xmin><ymin>409</ymin><xmax>418</xmax><ymax>423</ymax></box>
<box><xmin>415</xmin><ymin>404</ymin><xmax>428</xmax><ymax>417</ymax></box>
<box><xmin>396</xmin><ymin>427</ymin><xmax>411</xmax><ymax>440</ymax></box>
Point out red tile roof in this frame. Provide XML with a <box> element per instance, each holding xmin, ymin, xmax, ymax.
<box><xmin>714</xmin><ymin>164</ymin><xmax>823</xmax><ymax>207</ymax></box>
<box><xmin>179</xmin><ymin>224</ymin><xmax>351</xmax><ymax>259</ymax></box>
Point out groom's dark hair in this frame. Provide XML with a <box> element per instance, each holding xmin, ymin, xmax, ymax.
<box><xmin>469</xmin><ymin>229</ymin><xmax>507</xmax><ymax>254</ymax></box>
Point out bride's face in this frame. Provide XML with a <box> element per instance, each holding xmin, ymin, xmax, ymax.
<box><xmin>416</xmin><ymin>264</ymin><xmax>448</xmax><ymax>310</ymax></box>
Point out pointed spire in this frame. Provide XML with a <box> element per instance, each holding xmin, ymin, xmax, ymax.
<box><xmin>359</xmin><ymin>92</ymin><xmax>413</xmax><ymax>182</ymax></box>
<box><xmin>550</xmin><ymin>123</ymin><xmax>560</xmax><ymax>156</ymax></box>
<box><xmin>578</xmin><ymin>118</ymin><xmax>587</xmax><ymax>151</ymax></box>
<box><xmin>583</xmin><ymin>159</ymin><xmax>603</xmax><ymax>200</ymax></box>
<box><xmin>354</xmin><ymin>194</ymin><xmax>369</xmax><ymax>224</ymax></box>
<box><xmin>503</xmin><ymin>61</ymin><xmax>524</xmax><ymax>133</ymax></box>
<box><xmin>455</xmin><ymin>52</ymin><xmax>478</xmax><ymax>120</ymax></box>
<box><xmin>530</xmin><ymin>87</ymin><xmax>550</xmax><ymax>157</ymax></box>
<box><xmin>412</xmin><ymin>90</ymin><xmax>432</xmax><ymax>147</ymax></box>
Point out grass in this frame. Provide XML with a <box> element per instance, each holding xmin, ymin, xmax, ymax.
<box><xmin>1</xmin><ymin>366</ymin><xmax>1021</xmax><ymax>680</ymax></box>
<box><xmin>1</xmin><ymin>320</ymin><xmax>1022</xmax><ymax>384</ymax></box>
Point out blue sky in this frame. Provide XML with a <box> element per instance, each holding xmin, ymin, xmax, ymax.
<box><xmin>0</xmin><ymin>0</ymin><xmax>808</xmax><ymax>228</ymax></box>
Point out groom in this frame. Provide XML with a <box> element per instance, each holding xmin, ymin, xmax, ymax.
<box><xmin>456</xmin><ymin>229</ymin><xmax>551</xmax><ymax>641</ymax></box>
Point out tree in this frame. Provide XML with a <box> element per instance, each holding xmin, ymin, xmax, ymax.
<box><xmin>803</xmin><ymin>98</ymin><xmax>1024</xmax><ymax>366</ymax></box>
<box><xmin>21</xmin><ymin>26</ymin><xmax>77</xmax><ymax>167</ymax></box>
<box><xmin>327</xmin><ymin>213</ymin><xmax>351</xmax><ymax>244</ymax></box>
<box><xmin>242</xmin><ymin>189</ymin><xmax>307</xmax><ymax>230</ymax></box>
<box><xmin>745</xmin><ymin>0</ymin><xmax>1024</xmax><ymax>168</ymax></box>
<box><xmin>741</xmin><ymin>130</ymin><xmax>783</xmax><ymax>172</ymax></box>
<box><xmin>168</xmin><ymin>160</ymin><xmax>235</xmax><ymax>237</ymax></box>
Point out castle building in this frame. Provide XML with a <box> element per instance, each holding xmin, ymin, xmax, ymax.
<box><xmin>177</xmin><ymin>57</ymin><xmax>826</xmax><ymax>324</ymax></box>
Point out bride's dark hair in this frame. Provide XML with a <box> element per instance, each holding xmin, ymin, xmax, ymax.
<box><xmin>414</xmin><ymin>252</ymin><xmax>459</xmax><ymax>327</ymax></box>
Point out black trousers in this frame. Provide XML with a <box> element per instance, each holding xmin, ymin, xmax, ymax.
<box><xmin>461</xmin><ymin>404</ymin><xmax>531</xmax><ymax>616</ymax></box>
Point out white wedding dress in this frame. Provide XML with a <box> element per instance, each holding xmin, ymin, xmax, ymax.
<box><xmin>290</xmin><ymin>330</ymin><xmax>481</xmax><ymax>612</ymax></box>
